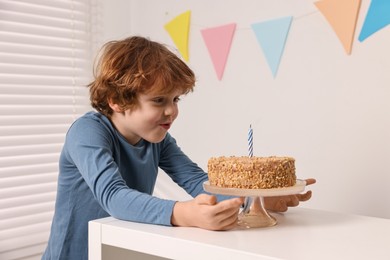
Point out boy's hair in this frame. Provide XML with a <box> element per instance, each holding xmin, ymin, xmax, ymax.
<box><xmin>88</xmin><ymin>36</ymin><xmax>196</xmax><ymax>117</ymax></box>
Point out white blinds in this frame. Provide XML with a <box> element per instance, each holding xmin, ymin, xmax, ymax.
<box><xmin>0</xmin><ymin>0</ymin><xmax>102</xmax><ymax>259</ymax></box>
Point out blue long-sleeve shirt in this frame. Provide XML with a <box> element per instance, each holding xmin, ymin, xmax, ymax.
<box><xmin>42</xmin><ymin>111</ymin><xmax>210</xmax><ymax>260</ymax></box>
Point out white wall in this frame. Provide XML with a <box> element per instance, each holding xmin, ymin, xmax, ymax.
<box><xmin>103</xmin><ymin>0</ymin><xmax>390</xmax><ymax>219</ymax></box>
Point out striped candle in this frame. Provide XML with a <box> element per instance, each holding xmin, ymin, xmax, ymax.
<box><xmin>248</xmin><ymin>124</ymin><xmax>253</xmax><ymax>157</ymax></box>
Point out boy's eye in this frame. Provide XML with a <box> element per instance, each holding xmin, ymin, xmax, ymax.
<box><xmin>152</xmin><ymin>96</ymin><xmax>181</xmax><ymax>104</ymax></box>
<box><xmin>152</xmin><ymin>98</ymin><xmax>164</xmax><ymax>103</ymax></box>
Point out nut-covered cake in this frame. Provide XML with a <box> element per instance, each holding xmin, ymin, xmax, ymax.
<box><xmin>207</xmin><ymin>156</ymin><xmax>296</xmax><ymax>189</ymax></box>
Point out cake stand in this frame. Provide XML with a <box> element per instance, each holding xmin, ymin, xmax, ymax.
<box><xmin>203</xmin><ymin>179</ymin><xmax>307</xmax><ymax>228</ymax></box>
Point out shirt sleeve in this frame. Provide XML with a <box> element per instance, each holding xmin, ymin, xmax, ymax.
<box><xmin>158</xmin><ymin>134</ymin><xmax>237</xmax><ymax>202</ymax></box>
<box><xmin>64</xmin><ymin>117</ymin><xmax>176</xmax><ymax>226</ymax></box>
<box><xmin>158</xmin><ymin>134</ymin><xmax>210</xmax><ymax>197</ymax></box>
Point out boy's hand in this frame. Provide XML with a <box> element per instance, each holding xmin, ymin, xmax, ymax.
<box><xmin>264</xmin><ymin>178</ymin><xmax>316</xmax><ymax>212</ymax></box>
<box><xmin>171</xmin><ymin>194</ymin><xmax>244</xmax><ymax>231</ymax></box>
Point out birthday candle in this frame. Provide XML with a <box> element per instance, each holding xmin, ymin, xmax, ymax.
<box><xmin>248</xmin><ymin>124</ymin><xmax>253</xmax><ymax>157</ymax></box>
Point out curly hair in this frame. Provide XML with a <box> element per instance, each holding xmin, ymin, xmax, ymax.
<box><xmin>88</xmin><ymin>36</ymin><xmax>196</xmax><ymax>117</ymax></box>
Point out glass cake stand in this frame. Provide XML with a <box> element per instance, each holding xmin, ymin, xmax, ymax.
<box><xmin>203</xmin><ymin>179</ymin><xmax>307</xmax><ymax>228</ymax></box>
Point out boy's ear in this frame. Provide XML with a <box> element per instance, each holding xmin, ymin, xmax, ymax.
<box><xmin>108</xmin><ymin>99</ymin><xmax>123</xmax><ymax>113</ymax></box>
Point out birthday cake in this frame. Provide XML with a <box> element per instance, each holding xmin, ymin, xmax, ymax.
<box><xmin>207</xmin><ymin>156</ymin><xmax>296</xmax><ymax>189</ymax></box>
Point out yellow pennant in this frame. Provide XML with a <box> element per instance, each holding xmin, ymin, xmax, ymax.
<box><xmin>315</xmin><ymin>0</ymin><xmax>361</xmax><ymax>55</ymax></box>
<box><xmin>164</xmin><ymin>10</ymin><xmax>191</xmax><ymax>61</ymax></box>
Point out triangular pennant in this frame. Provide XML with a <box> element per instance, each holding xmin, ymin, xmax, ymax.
<box><xmin>358</xmin><ymin>0</ymin><xmax>390</xmax><ymax>42</ymax></box>
<box><xmin>251</xmin><ymin>16</ymin><xmax>292</xmax><ymax>78</ymax></box>
<box><xmin>201</xmin><ymin>23</ymin><xmax>236</xmax><ymax>80</ymax></box>
<box><xmin>315</xmin><ymin>0</ymin><xmax>361</xmax><ymax>55</ymax></box>
<box><xmin>164</xmin><ymin>10</ymin><xmax>191</xmax><ymax>61</ymax></box>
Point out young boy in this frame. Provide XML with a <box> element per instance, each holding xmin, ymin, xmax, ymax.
<box><xmin>42</xmin><ymin>36</ymin><xmax>315</xmax><ymax>259</ymax></box>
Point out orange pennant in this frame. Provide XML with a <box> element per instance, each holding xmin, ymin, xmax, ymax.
<box><xmin>315</xmin><ymin>0</ymin><xmax>361</xmax><ymax>55</ymax></box>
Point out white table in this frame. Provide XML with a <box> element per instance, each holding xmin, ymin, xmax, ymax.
<box><xmin>89</xmin><ymin>208</ymin><xmax>390</xmax><ymax>260</ymax></box>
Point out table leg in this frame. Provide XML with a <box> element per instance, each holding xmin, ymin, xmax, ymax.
<box><xmin>89</xmin><ymin>220</ymin><xmax>102</xmax><ymax>260</ymax></box>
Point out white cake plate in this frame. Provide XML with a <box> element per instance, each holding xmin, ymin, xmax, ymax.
<box><xmin>203</xmin><ymin>179</ymin><xmax>307</xmax><ymax>228</ymax></box>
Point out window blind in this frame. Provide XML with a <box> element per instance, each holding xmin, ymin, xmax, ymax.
<box><xmin>0</xmin><ymin>0</ymin><xmax>102</xmax><ymax>259</ymax></box>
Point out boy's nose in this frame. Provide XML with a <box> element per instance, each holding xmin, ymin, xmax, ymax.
<box><xmin>164</xmin><ymin>103</ymin><xmax>178</xmax><ymax>116</ymax></box>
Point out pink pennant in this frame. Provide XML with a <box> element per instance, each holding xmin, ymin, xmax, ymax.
<box><xmin>201</xmin><ymin>23</ymin><xmax>236</xmax><ymax>80</ymax></box>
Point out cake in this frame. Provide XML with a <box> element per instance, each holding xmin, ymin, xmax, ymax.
<box><xmin>207</xmin><ymin>156</ymin><xmax>296</xmax><ymax>189</ymax></box>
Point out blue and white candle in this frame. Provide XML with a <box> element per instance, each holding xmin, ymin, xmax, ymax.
<box><xmin>248</xmin><ymin>124</ymin><xmax>253</xmax><ymax>157</ymax></box>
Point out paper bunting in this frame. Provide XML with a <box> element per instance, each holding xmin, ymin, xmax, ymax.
<box><xmin>164</xmin><ymin>4</ymin><xmax>387</xmax><ymax>80</ymax></box>
<box><xmin>358</xmin><ymin>0</ymin><xmax>390</xmax><ymax>42</ymax></box>
<box><xmin>201</xmin><ymin>23</ymin><xmax>236</xmax><ymax>80</ymax></box>
<box><xmin>314</xmin><ymin>0</ymin><xmax>361</xmax><ymax>55</ymax></box>
<box><xmin>164</xmin><ymin>10</ymin><xmax>191</xmax><ymax>61</ymax></box>
<box><xmin>251</xmin><ymin>16</ymin><xmax>293</xmax><ymax>78</ymax></box>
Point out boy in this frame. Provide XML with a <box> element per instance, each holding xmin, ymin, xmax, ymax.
<box><xmin>42</xmin><ymin>36</ymin><xmax>314</xmax><ymax>259</ymax></box>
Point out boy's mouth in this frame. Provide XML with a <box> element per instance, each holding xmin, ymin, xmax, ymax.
<box><xmin>159</xmin><ymin>123</ymin><xmax>171</xmax><ymax>130</ymax></box>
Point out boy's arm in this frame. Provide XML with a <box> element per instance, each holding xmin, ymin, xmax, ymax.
<box><xmin>171</xmin><ymin>194</ymin><xmax>244</xmax><ymax>231</ymax></box>
<box><xmin>66</xmin><ymin>117</ymin><xmax>176</xmax><ymax>226</ymax></box>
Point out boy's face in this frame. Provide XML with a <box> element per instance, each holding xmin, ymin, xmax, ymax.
<box><xmin>109</xmin><ymin>88</ymin><xmax>182</xmax><ymax>145</ymax></box>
